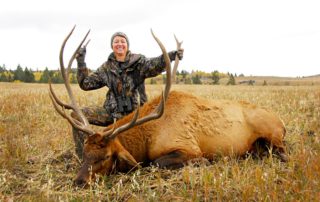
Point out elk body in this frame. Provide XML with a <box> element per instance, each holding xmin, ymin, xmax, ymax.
<box><xmin>77</xmin><ymin>91</ymin><xmax>287</xmax><ymax>184</ymax></box>
<box><xmin>50</xmin><ymin>27</ymin><xmax>287</xmax><ymax>186</ymax></box>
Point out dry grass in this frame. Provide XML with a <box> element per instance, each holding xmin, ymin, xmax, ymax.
<box><xmin>0</xmin><ymin>82</ymin><xmax>320</xmax><ymax>201</ymax></box>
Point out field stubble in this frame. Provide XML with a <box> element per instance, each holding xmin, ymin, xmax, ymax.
<box><xmin>0</xmin><ymin>83</ymin><xmax>319</xmax><ymax>201</ymax></box>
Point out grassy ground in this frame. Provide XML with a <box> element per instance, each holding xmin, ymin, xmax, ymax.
<box><xmin>0</xmin><ymin>83</ymin><xmax>319</xmax><ymax>201</ymax></box>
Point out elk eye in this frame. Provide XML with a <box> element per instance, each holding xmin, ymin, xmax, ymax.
<box><xmin>92</xmin><ymin>160</ymin><xmax>101</xmax><ymax>165</ymax></box>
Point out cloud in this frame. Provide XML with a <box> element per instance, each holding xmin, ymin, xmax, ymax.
<box><xmin>1</xmin><ymin>0</ymin><xmax>320</xmax><ymax>77</ymax></box>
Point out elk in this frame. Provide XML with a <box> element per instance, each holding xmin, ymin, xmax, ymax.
<box><xmin>49</xmin><ymin>27</ymin><xmax>288</xmax><ymax>186</ymax></box>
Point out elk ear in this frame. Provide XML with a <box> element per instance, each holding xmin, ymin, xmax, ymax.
<box><xmin>114</xmin><ymin>141</ymin><xmax>139</xmax><ymax>167</ymax></box>
<box><xmin>118</xmin><ymin>149</ymin><xmax>139</xmax><ymax>167</ymax></box>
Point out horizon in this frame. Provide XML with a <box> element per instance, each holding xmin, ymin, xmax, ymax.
<box><xmin>1</xmin><ymin>64</ymin><xmax>319</xmax><ymax>78</ymax></box>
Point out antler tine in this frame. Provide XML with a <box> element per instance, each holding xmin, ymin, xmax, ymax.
<box><xmin>151</xmin><ymin>29</ymin><xmax>172</xmax><ymax>102</ymax></box>
<box><xmin>101</xmin><ymin>118</ymin><xmax>117</xmax><ymax>135</ymax></box>
<box><xmin>133</xmin><ymin>30</ymin><xmax>170</xmax><ymax>124</ymax></box>
<box><xmin>134</xmin><ymin>30</ymin><xmax>170</xmax><ymax>124</ymax></box>
<box><xmin>49</xmin><ymin>82</ymin><xmax>73</xmax><ymax>110</ymax></box>
<box><xmin>172</xmin><ymin>34</ymin><xmax>183</xmax><ymax>83</ymax></box>
<box><xmin>59</xmin><ymin>26</ymin><xmax>91</xmax><ymax>127</ymax></box>
<box><xmin>102</xmin><ymin>93</ymin><xmax>141</xmax><ymax>140</ymax></box>
<box><xmin>84</xmin><ymin>39</ymin><xmax>91</xmax><ymax>48</ymax></box>
<box><xmin>59</xmin><ymin>25</ymin><xmax>75</xmax><ymax>76</ymax></box>
<box><xmin>49</xmin><ymin>26</ymin><xmax>97</xmax><ymax>137</ymax></box>
<box><xmin>134</xmin><ymin>91</ymin><xmax>165</xmax><ymax>125</ymax></box>
<box><xmin>67</xmin><ymin>30</ymin><xmax>90</xmax><ymax>73</ymax></box>
<box><xmin>49</xmin><ymin>89</ymin><xmax>95</xmax><ymax>135</ymax></box>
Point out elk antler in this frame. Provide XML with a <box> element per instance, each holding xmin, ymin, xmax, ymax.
<box><xmin>50</xmin><ymin>27</ymin><xmax>174</xmax><ymax>141</ymax></box>
<box><xmin>102</xmin><ymin>29</ymin><xmax>172</xmax><ymax>141</ymax></box>
<box><xmin>49</xmin><ymin>26</ymin><xmax>96</xmax><ymax>136</ymax></box>
<box><xmin>172</xmin><ymin>34</ymin><xmax>183</xmax><ymax>83</ymax></box>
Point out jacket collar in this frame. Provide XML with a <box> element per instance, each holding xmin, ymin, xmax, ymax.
<box><xmin>108</xmin><ymin>51</ymin><xmax>141</xmax><ymax>74</ymax></box>
<box><xmin>108</xmin><ymin>51</ymin><xmax>131</xmax><ymax>63</ymax></box>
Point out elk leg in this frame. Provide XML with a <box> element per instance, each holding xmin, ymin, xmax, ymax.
<box><xmin>72</xmin><ymin>127</ymin><xmax>85</xmax><ymax>160</ymax></box>
<box><xmin>153</xmin><ymin>150</ymin><xmax>200</xmax><ymax>169</ymax></box>
<box><xmin>258</xmin><ymin>132</ymin><xmax>288</xmax><ymax>162</ymax></box>
<box><xmin>271</xmin><ymin>140</ymin><xmax>288</xmax><ymax>162</ymax></box>
<box><xmin>187</xmin><ymin>157</ymin><xmax>211</xmax><ymax>166</ymax></box>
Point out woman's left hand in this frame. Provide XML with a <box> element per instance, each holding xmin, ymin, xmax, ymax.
<box><xmin>177</xmin><ymin>48</ymin><xmax>184</xmax><ymax>60</ymax></box>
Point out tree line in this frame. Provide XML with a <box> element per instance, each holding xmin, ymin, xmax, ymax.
<box><xmin>0</xmin><ymin>64</ymin><xmax>242</xmax><ymax>85</ymax></box>
<box><xmin>150</xmin><ymin>70</ymin><xmax>241</xmax><ymax>85</ymax></box>
<box><xmin>0</xmin><ymin>65</ymin><xmax>77</xmax><ymax>84</ymax></box>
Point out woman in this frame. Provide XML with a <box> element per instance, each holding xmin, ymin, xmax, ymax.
<box><xmin>73</xmin><ymin>32</ymin><xmax>183</xmax><ymax>159</ymax></box>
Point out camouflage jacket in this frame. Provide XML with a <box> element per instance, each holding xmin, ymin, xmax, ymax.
<box><xmin>77</xmin><ymin>51</ymin><xmax>176</xmax><ymax>118</ymax></box>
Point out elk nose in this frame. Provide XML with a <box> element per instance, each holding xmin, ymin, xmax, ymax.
<box><xmin>74</xmin><ymin>178</ymin><xmax>87</xmax><ymax>187</ymax></box>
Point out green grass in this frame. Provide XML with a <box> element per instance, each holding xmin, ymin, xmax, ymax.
<box><xmin>0</xmin><ymin>83</ymin><xmax>319</xmax><ymax>201</ymax></box>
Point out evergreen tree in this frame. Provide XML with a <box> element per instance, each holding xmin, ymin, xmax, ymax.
<box><xmin>13</xmin><ymin>64</ymin><xmax>24</xmax><ymax>81</ymax></box>
<box><xmin>227</xmin><ymin>73</ymin><xmax>236</xmax><ymax>85</ymax></box>
<box><xmin>51</xmin><ymin>71</ymin><xmax>64</xmax><ymax>83</ymax></box>
<box><xmin>24</xmin><ymin>67</ymin><xmax>35</xmax><ymax>83</ymax></box>
<box><xmin>176</xmin><ymin>70</ymin><xmax>180</xmax><ymax>76</ymax></box>
<box><xmin>0</xmin><ymin>64</ymin><xmax>7</xmax><ymax>73</ymax></box>
<box><xmin>181</xmin><ymin>70</ymin><xmax>189</xmax><ymax>79</ymax></box>
<box><xmin>39</xmin><ymin>67</ymin><xmax>51</xmax><ymax>83</ymax></box>
<box><xmin>7</xmin><ymin>73</ymin><xmax>13</xmax><ymax>82</ymax></box>
<box><xmin>180</xmin><ymin>70</ymin><xmax>189</xmax><ymax>83</ymax></box>
<box><xmin>211</xmin><ymin>70</ymin><xmax>220</xmax><ymax>85</ymax></box>
<box><xmin>0</xmin><ymin>73</ymin><xmax>8</xmax><ymax>82</ymax></box>
<box><xmin>192</xmin><ymin>74</ymin><xmax>202</xmax><ymax>84</ymax></box>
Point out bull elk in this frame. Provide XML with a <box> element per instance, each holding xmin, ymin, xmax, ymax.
<box><xmin>49</xmin><ymin>27</ymin><xmax>288</xmax><ymax>186</ymax></box>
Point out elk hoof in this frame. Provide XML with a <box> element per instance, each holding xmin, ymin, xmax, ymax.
<box><xmin>279</xmin><ymin>153</ymin><xmax>289</xmax><ymax>162</ymax></box>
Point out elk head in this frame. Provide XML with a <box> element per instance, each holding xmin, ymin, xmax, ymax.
<box><xmin>49</xmin><ymin>26</ymin><xmax>174</xmax><ymax>187</ymax></box>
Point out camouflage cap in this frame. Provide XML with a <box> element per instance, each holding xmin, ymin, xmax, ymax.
<box><xmin>111</xmin><ymin>32</ymin><xmax>129</xmax><ymax>49</ymax></box>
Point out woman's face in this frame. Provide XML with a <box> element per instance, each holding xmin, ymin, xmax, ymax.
<box><xmin>112</xmin><ymin>36</ymin><xmax>128</xmax><ymax>57</ymax></box>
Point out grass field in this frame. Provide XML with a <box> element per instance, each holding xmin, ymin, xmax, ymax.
<box><xmin>0</xmin><ymin>83</ymin><xmax>319</xmax><ymax>201</ymax></box>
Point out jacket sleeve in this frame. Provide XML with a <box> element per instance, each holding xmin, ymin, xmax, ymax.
<box><xmin>77</xmin><ymin>64</ymin><xmax>107</xmax><ymax>91</ymax></box>
<box><xmin>139</xmin><ymin>51</ymin><xmax>177</xmax><ymax>78</ymax></box>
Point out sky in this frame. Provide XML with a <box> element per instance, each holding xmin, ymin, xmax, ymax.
<box><xmin>1</xmin><ymin>0</ymin><xmax>320</xmax><ymax>77</ymax></box>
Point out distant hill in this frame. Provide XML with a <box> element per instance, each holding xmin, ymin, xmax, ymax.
<box><xmin>303</xmin><ymin>74</ymin><xmax>320</xmax><ymax>78</ymax></box>
<box><xmin>228</xmin><ymin>75</ymin><xmax>320</xmax><ymax>86</ymax></box>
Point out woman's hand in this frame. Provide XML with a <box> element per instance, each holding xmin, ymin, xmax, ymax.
<box><xmin>176</xmin><ymin>48</ymin><xmax>184</xmax><ymax>60</ymax></box>
<box><xmin>76</xmin><ymin>47</ymin><xmax>86</xmax><ymax>65</ymax></box>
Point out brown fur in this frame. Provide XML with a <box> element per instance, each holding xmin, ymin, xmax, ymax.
<box><xmin>75</xmin><ymin>91</ymin><xmax>287</xmax><ymax>186</ymax></box>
